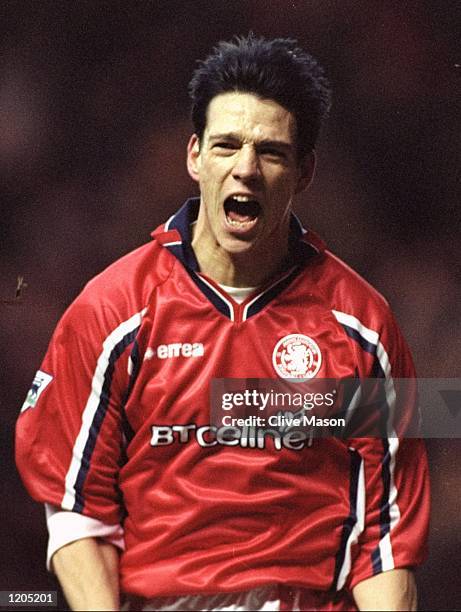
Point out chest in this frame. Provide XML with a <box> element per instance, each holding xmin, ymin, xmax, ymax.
<box><xmin>124</xmin><ymin>281</ymin><xmax>358</xmax><ymax>430</ymax></box>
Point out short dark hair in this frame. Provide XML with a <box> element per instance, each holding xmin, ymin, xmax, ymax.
<box><xmin>189</xmin><ymin>33</ymin><xmax>332</xmax><ymax>159</ymax></box>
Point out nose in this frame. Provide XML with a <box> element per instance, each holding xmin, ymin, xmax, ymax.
<box><xmin>232</xmin><ymin>145</ymin><xmax>260</xmax><ymax>181</ymax></box>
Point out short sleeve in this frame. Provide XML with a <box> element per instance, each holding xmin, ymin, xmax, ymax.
<box><xmin>15</xmin><ymin>295</ymin><xmax>143</xmax><ymax>524</ymax></box>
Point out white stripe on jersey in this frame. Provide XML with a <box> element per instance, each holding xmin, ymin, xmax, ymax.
<box><xmin>336</xmin><ymin>457</ymin><xmax>366</xmax><ymax>590</ymax></box>
<box><xmin>380</xmin><ymin>437</ymin><xmax>401</xmax><ymax>571</ymax></box>
<box><xmin>197</xmin><ymin>274</ymin><xmax>236</xmax><ymax>321</ymax></box>
<box><xmin>343</xmin><ymin>384</ymin><xmax>362</xmax><ymax>425</ymax></box>
<box><xmin>164</xmin><ymin>214</ymin><xmax>175</xmax><ymax>231</ymax></box>
<box><xmin>332</xmin><ymin>310</ymin><xmax>397</xmax><ymax>437</ymax></box>
<box><xmin>62</xmin><ymin>308</ymin><xmax>146</xmax><ymax>510</ymax></box>
<box><xmin>331</xmin><ymin>309</ymin><xmax>400</xmax><ymax>574</ymax></box>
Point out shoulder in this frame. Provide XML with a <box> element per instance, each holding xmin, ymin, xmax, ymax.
<box><xmin>84</xmin><ymin>239</ymin><xmax>173</xmax><ymax>305</ymax></box>
<box><xmin>298</xmin><ymin>243</ymin><xmax>416</xmax><ymax>375</ymax></box>
<box><xmin>306</xmin><ymin>249</ymin><xmax>415</xmax><ymax>375</ymax></box>
<box><xmin>309</xmin><ymin>249</ymin><xmax>393</xmax><ymax>332</ymax></box>
<box><xmin>59</xmin><ymin>238</ymin><xmax>175</xmax><ymax>337</ymax></box>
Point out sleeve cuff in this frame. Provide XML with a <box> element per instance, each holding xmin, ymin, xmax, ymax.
<box><xmin>45</xmin><ymin>504</ymin><xmax>124</xmax><ymax>571</ymax></box>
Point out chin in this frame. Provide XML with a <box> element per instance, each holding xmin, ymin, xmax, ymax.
<box><xmin>220</xmin><ymin>236</ymin><xmax>257</xmax><ymax>257</ymax></box>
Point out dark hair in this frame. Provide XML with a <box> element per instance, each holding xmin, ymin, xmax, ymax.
<box><xmin>189</xmin><ymin>33</ymin><xmax>332</xmax><ymax>159</ymax></box>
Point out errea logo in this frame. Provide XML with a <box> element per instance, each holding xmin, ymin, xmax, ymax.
<box><xmin>145</xmin><ymin>342</ymin><xmax>204</xmax><ymax>360</ymax></box>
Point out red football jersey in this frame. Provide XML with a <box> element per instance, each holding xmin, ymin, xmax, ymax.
<box><xmin>16</xmin><ymin>199</ymin><xmax>429</xmax><ymax>605</ymax></box>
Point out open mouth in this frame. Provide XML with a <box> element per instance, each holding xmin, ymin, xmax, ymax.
<box><xmin>224</xmin><ymin>195</ymin><xmax>261</xmax><ymax>229</ymax></box>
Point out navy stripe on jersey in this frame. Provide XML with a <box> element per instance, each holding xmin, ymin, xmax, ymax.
<box><xmin>186</xmin><ymin>269</ymin><xmax>233</xmax><ymax>319</ymax></box>
<box><xmin>338</xmin><ymin>322</ymin><xmax>389</xmax><ymax>410</ymax></box>
<box><xmin>340</xmin><ymin>325</ymin><xmax>394</xmax><ymax>574</ymax></box>
<box><xmin>331</xmin><ymin>448</ymin><xmax>362</xmax><ymax>590</ymax></box>
<box><xmin>243</xmin><ymin>266</ymin><xmax>301</xmax><ymax>320</ymax></box>
<box><xmin>121</xmin><ymin>339</ymin><xmax>141</xmax><ymax>446</ymax></box>
<box><xmin>72</xmin><ymin>327</ymin><xmax>139</xmax><ymax>513</ymax></box>
<box><xmin>334</xmin><ymin>372</ymin><xmax>361</xmax><ymax>425</ymax></box>
<box><xmin>334</xmin><ymin>316</ymin><xmax>395</xmax><ymax>576</ymax></box>
<box><xmin>166</xmin><ymin>198</ymin><xmax>200</xmax><ymax>270</ymax></box>
<box><xmin>161</xmin><ymin>197</ymin><xmax>319</xmax><ymax>321</ymax></box>
<box><xmin>371</xmin><ymin>438</ymin><xmax>392</xmax><ymax>574</ymax></box>
<box><xmin>341</xmin><ymin>325</ymin><xmax>379</xmax><ymax>359</ymax></box>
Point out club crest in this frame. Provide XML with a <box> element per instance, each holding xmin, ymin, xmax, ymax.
<box><xmin>272</xmin><ymin>334</ymin><xmax>322</xmax><ymax>379</ymax></box>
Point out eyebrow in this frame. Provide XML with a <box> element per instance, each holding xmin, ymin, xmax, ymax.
<box><xmin>208</xmin><ymin>133</ymin><xmax>294</xmax><ymax>152</ymax></box>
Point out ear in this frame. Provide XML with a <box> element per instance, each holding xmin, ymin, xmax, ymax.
<box><xmin>295</xmin><ymin>150</ymin><xmax>316</xmax><ymax>194</ymax></box>
<box><xmin>187</xmin><ymin>134</ymin><xmax>201</xmax><ymax>183</ymax></box>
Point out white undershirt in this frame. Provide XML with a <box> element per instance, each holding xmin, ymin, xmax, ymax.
<box><xmin>216</xmin><ymin>282</ymin><xmax>258</xmax><ymax>303</ymax></box>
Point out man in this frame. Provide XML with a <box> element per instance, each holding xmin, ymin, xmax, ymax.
<box><xmin>16</xmin><ymin>35</ymin><xmax>429</xmax><ymax>611</ymax></box>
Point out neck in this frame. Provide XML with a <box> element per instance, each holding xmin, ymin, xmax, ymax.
<box><xmin>191</xmin><ymin>224</ymin><xmax>291</xmax><ymax>288</ymax></box>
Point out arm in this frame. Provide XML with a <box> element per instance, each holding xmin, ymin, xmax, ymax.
<box><xmin>352</xmin><ymin>568</ymin><xmax>417</xmax><ymax>611</ymax></box>
<box><xmin>339</xmin><ymin>310</ymin><xmax>429</xmax><ymax>605</ymax></box>
<box><xmin>45</xmin><ymin>504</ymin><xmax>124</xmax><ymax>571</ymax></box>
<box><xmin>15</xmin><ymin>299</ymin><xmax>138</xmax><ymax>607</ymax></box>
<box><xmin>52</xmin><ymin>537</ymin><xmax>120</xmax><ymax>611</ymax></box>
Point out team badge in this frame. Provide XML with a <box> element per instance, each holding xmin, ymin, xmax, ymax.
<box><xmin>272</xmin><ymin>334</ymin><xmax>322</xmax><ymax>379</ymax></box>
<box><xmin>20</xmin><ymin>370</ymin><xmax>53</xmax><ymax>413</ymax></box>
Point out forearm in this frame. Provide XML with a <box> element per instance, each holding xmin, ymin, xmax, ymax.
<box><xmin>352</xmin><ymin>568</ymin><xmax>417</xmax><ymax>611</ymax></box>
<box><xmin>52</xmin><ymin>537</ymin><xmax>120</xmax><ymax>611</ymax></box>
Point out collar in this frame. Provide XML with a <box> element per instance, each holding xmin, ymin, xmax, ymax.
<box><xmin>151</xmin><ymin>197</ymin><xmax>325</xmax><ymax>271</ymax></box>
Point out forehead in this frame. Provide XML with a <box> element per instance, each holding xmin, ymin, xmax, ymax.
<box><xmin>204</xmin><ymin>91</ymin><xmax>296</xmax><ymax>143</ymax></box>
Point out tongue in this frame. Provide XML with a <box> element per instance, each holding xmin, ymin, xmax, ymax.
<box><xmin>227</xmin><ymin>210</ymin><xmax>254</xmax><ymax>223</ymax></box>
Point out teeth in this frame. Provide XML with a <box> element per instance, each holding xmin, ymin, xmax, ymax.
<box><xmin>227</xmin><ymin>217</ymin><xmax>257</xmax><ymax>227</ymax></box>
<box><xmin>232</xmin><ymin>195</ymin><xmax>253</xmax><ymax>202</ymax></box>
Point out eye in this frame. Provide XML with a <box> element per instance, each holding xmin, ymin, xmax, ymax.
<box><xmin>212</xmin><ymin>141</ymin><xmax>239</xmax><ymax>155</ymax></box>
<box><xmin>258</xmin><ymin>147</ymin><xmax>286</xmax><ymax>159</ymax></box>
<box><xmin>213</xmin><ymin>141</ymin><xmax>237</xmax><ymax>149</ymax></box>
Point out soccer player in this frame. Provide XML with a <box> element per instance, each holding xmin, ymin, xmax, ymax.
<box><xmin>16</xmin><ymin>35</ymin><xmax>429</xmax><ymax>611</ymax></box>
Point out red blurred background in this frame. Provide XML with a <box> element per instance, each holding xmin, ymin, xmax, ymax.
<box><xmin>1</xmin><ymin>1</ymin><xmax>460</xmax><ymax>609</ymax></box>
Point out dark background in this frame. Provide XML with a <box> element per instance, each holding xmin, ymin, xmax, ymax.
<box><xmin>1</xmin><ymin>1</ymin><xmax>460</xmax><ymax>610</ymax></box>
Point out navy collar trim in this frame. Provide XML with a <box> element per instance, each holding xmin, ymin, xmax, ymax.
<box><xmin>154</xmin><ymin>197</ymin><xmax>323</xmax><ymax>322</ymax></box>
<box><xmin>161</xmin><ymin>197</ymin><xmax>319</xmax><ymax>268</ymax></box>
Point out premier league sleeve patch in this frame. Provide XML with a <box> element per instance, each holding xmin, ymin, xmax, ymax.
<box><xmin>20</xmin><ymin>370</ymin><xmax>53</xmax><ymax>413</ymax></box>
